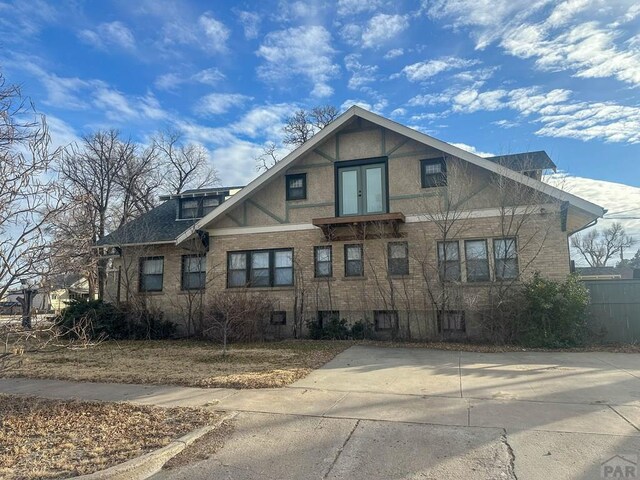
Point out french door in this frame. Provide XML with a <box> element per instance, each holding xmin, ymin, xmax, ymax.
<box><xmin>338</xmin><ymin>162</ymin><xmax>387</xmax><ymax>216</ymax></box>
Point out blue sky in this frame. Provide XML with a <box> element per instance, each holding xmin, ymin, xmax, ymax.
<box><xmin>1</xmin><ymin>0</ymin><xmax>639</xmax><ymax>258</ymax></box>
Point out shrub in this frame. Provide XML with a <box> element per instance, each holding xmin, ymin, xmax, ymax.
<box><xmin>56</xmin><ymin>300</ymin><xmax>176</xmax><ymax>340</ymax></box>
<box><xmin>307</xmin><ymin>317</ymin><xmax>350</xmax><ymax>340</ymax></box>
<box><xmin>350</xmin><ymin>320</ymin><xmax>374</xmax><ymax>340</ymax></box>
<box><xmin>515</xmin><ymin>273</ymin><xmax>590</xmax><ymax>347</ymax></box>
<box><xmin>203</xmin><ymin>291</ymin><xmax>274</xmax><ymax>347</ymax></box>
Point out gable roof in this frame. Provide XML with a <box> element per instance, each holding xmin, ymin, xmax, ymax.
<box><xmin>176</xmin><ymin>105</ymin><xmax>605</xmax><ymax>244</ymax></box>
<box><xmin>96</xmin><ymin>198</ymin><xmax>194</xmax><ymax>247</ymax></box>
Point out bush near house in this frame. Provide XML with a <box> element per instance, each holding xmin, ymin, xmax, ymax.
<box><xmin>56</xmin><ymin>300</ymin><xmax>176</xmax><ymax>340</ymax></box>
<box><xmin>514</xmin><ymin>273</ymin><xmax>591</xmax><ymax>348</ymax></box>
<box><xmin>307</xmin><ymin>318</ymin><xmax>374</xmax><ymax>340</ymax></box>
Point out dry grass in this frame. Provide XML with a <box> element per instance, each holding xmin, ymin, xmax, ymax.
<box><xmin>0</xmin><ymin>395</ymin><xmax>221</xmax><ymax>480</ymax></box>
<box><xmin>2</xmin><ymin>340</ymin><xmax>351</xmax><ymax>389</ymax></box>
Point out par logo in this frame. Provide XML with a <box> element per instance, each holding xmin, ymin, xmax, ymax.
<box><xmin>602</xmin><ymin>454</ymin><xmax>638</xmax><ymax>478</ymax></box>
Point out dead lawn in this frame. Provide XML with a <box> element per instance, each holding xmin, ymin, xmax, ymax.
<box><xmin>3</xmin><ymin>340</ymin><xmax>351</xmax><ymax>389</ymax></box>
<box><xmin>0</xmin><ymin>395</ymin><xmax>221</xmax><ymax>480</ymax></box>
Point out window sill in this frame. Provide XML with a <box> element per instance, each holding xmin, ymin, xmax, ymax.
<box><xmin>343</xmin><ymin>276</ymin><xmax>366</xmax><ymax>281</ymax></box>
<box><xmin>138</xmin><ymin>291</ymin><xmax>164</xmax><ymax>296</ymax></box>
<box><xmin>388</xmin><ymin>274</ymin><xmax>410</xmax><ymax>279</ymax></box>
<box><xmin>226</xmin><ymin>286</ymin><xmax>294</xmax><ymax>292</ymax></box>
<box><xmin>178</xmin><ymin>289</ymin><xmax>206</xmax><ymax>294</ymax></box>
<box><xmin>312</xmin><ymin>277</ymin><xmax>336</xmax><ymax>282</ymax></box>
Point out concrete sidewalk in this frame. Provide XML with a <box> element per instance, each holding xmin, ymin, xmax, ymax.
<box><xmin>0</xmin><ymin>377</ymin><xmax>237</xmax><ymax>407</ymax></box>
<box><xmin>4</xmin><ymin>345</ymin><xmax>640</xmax><ymax>479</ymax></box>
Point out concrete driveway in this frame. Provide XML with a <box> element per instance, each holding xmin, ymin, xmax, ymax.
<box><xmin>151</xmin><ymin>346</ymin><xmax>640</xmax><ymax>479</ymax></box>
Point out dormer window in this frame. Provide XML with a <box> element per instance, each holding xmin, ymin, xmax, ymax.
<box><xmin>179</xmin><ymin>196</ymin><xmax>221</xmax><ymax>219</ymax></box>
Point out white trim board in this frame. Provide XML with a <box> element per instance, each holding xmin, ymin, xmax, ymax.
<box><xmin>176</xmin><ymin>106</ymin><xmax>605</xmax><ymax>245</ymax></box>
<box><xmin>207</xmin><ymin>205</ymin><xmax>559</xmax><ymax>237</ymax></box>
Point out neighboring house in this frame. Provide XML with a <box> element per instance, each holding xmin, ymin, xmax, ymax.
<box><xmin>48</xmin><ymin>276</ymin><xmax>92</xmax><ymax>313</ymax></box>
<box><xmin>97</xmin><ymin>106</ymin><xmax>605</xmax><ymax>339</ymax></box>
<box><xmin>575</xmin><ymin>266</ymin><xmax>637</xmax><ymax>280</ymax></box>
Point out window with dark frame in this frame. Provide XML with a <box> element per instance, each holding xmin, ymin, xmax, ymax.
<box><xmin>227</xmin><ymin>249</ymin><xmax>294</xmax><ymax>288</ymax></box>
<box><xmin>465</xmin><ymin>240</ymin><xmax>490</xmax><ymax>282</ymax></box>
<box><xmin>286</xmin><ymin>173</ymin><xmax>307</xmax><ymax>200</ymax></box>
<box><xmin>314</xmin><ymin>246</ymin><xmax>332</xmax><ymax>278</ymax></box>
<box><xmin>437</xmin><ymin>241</ymin><xmax>461</xmax><ymax>281</ymax></box>
<box><xmin>179</xmin><ymin>196</ymin><xmax>221</xmax><ymax>219</ymax></box>
<box><xmin>181</xmin><ymin>254</ymin><xmax>206</xmax><ymax>290</ymax></box>
<box><xmin>438</xmin><ymin>310</ymin><xmax>466</xmax><ymax>332</ymax></box>
<box><xmin>270</xmin><ymin>311</ymin><xmax>286</xmax><ymax>325</ymax></box>
<box><xmin>344</xmin><ymin>244</ymin><xmax>364</xmax><ymax>277</ymax></box>
<box><xmin>388</xmin><ymin>242</ymin><xmax>409</xmax><ymax>275</ymax></box>
<box><xmin>374</xmin><ymin>310</ymin><xmax>398</xmax><ymax>331</ymax></box>
<box><xmin>494</xmin><ymin>237</ymin><xmax>519</xmax><ymax>280</ymax></box>
<box><xmin>317</xmin><ymin>310</ymin><xmax>339</xmax><ymax>328</ymax></box>
<box><xmin>420</xmin><ymin>158</ymin><xmax>447</xmax><ymax>188</ymax></box>
<box><xmin>139</xmin><ymin>257</ymin><xmax>164</xmax><ymax>292</ymax></box>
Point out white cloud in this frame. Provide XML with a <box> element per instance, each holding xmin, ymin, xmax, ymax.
<box><xmin>546</xmin><ymin>173</ymin><xmax>640</xmax><ymax>262</ymax></box>
<box><xmin>198</xmin><ymin>13</ymin><xmax>230</xmax><ymax>53</ymax></box>
<box><xmin>78</xmin><ymin>21</ymin><xmax>135</xmax><ymax>50</ymax></box>
<box><xmin>236</xmin><ymin>10</ymin><xmax>260</xmax><ymax>39</ymax></box>
<box><xmin>256</xmin><ymin>25</ymin><xmax>338</xmax><ymax>97</ymax></box>
<box><xmin>337</xmin><ymin>0</ymin><xmax>383</xmax><ymax>16</ymax></box>
<box><xmin>340</xmin><ymin>98</ymin><xmax>387</xmax><ymax>114</ymax></box>
<box><xmin>414</xmin><ymin>82</ymin><xmax>640</xmax><ymax>143</ymax></box>
<box><xmin>448</xmin><ymin>142</ymin><xmax>495</xmax><ymax>157</ymax></box>
<box><xmin>493</xmin><ymin>119</ymin><xmax>520</xmax><ymax>129</ymax></box>
<box><xmin>209</xmin><ymin>140</ymin><xmax>265</xmax><ymax>185</ymax></box>
<box><xmin>401</xmin><ymin>57</ymin><xmax>479</xmax><ymax>81</ymax></box>
<box><xmin>155</xmin><ymin>67</ymin><xmax>226</xmax><ymax>91</ymax></box>
<box><xmin>93</xmin><ymin>87</ymin><xmax>138</xmax><ymax>120</ymax></box>
<box><xmin>384</xmin><ymin>48</ymin><xmax>404</xmax><ymax>59</ymax></box>
<box><xmin>361</xmin><ymin>14</ymin><xmax>409</xmax><ymax>48</ymax></box>
<box><xmin>195</xmin><ymin>93</ymin><xmax>252</xmax><ymax>116</ymax></box>
<box><xmin>344</xmin><ymin>54</ymin><xmax>378</xmax><ymax>89</ymax></box>
<box><xmin>425</xmin><ymin>0</ymin><xmax>640</xmax><ymax>86</ymax></box>
<box><xmin>161</xmin><ymin>12</ymin><xmax>230</xmax><ymax>55</ymax></box>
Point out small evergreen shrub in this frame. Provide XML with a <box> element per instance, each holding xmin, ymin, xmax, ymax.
<box><xmin>350</xmin><ymin>320</ymin><xmax>374</xmax><ymax>340</ymax></box>
<box><xmin>56</xmin><ymin>300</ymin><xmax>176</xmax><ymax>340</ymax></box>
<box><xmin>307</xmin><ymin>317</ymin><xmax>350</xmax><ymax>340</ymax></box>
<box><xmin>515</xmin><ymin>273</ymin><xmax>590</xmax><ymax>347</ymax></box>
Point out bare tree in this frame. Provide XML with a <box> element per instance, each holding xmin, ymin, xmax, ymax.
<box><xmin>256</xmin><ymin>105</ymin><xmax>339</xmax><ymax>171</ymax></box>
<box><xmin>0</xmin><ymin>74</ymin><xmax>63</xmax><ymax>300</ymax></box>
<box><xmin>153</xmin><ymin>130</ymin><xmax>219</xmax><ymax>194</ymax></box>
<box><xmin>571</xmin><ymin>222</ymin><xmax>635</xmax><ymax>267</ymax></box>
<box><xmin>283</xmin><ymin>105</ymin><xmax>338</xmax><ymax>147</ymax></box>
<box><xmin>58</xmin><ymin>130</ymin><xmax>134</xmax><ymax>299</ymax></box>
<box><xmin>116</xmin><ymin>144</ymin><xmax>162</xmax><ymax>226</ymax></box>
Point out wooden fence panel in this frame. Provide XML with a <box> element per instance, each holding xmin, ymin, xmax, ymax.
<box><xmin>583</xmin><ymin>280</ymin><xmax>640</xmax><ymax>343</ymax></box>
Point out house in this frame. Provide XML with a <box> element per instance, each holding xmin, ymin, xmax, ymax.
<box><xmin>97</xmin><ymin>106</ymin><xmax>605</xmax><ymax>339</ymax></box>
<box><xmin>48</xmin><ymin>275</ymin><xmax>92</xmax><ymax>313</ymax></box>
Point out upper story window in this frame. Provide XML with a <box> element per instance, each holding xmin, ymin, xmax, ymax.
<box><xmin>139</xmin><ymin>256</ymin><xmax>164</xmax><ymax>292</ymax></box>
<box><xmin>286</xmin><ymin>173</ymin><xmax>307</xmax><ymax>201</ymax></box>
<box><xmin>421</xmin><ymin>158</ymin><xmax>447</xmax><ymax>188</ymax></box>
<box><xmin>494</xmin><ymin>238</ymin><xmax>519</xmax><ymax>280</ymax></box>
<box><xmin>337</xmin><ymin>158</ymin><xmax>387</xmax><ymax>217</ymax></box>
<box><xmin>179</xmin><ymin>196</ymin><xmax>221</xmax><ymax>219</ymax></box>
<box><xmin>227</xmin><ymin>249</ymin><xmax>294</xmax><ymax>288</ymax></box>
